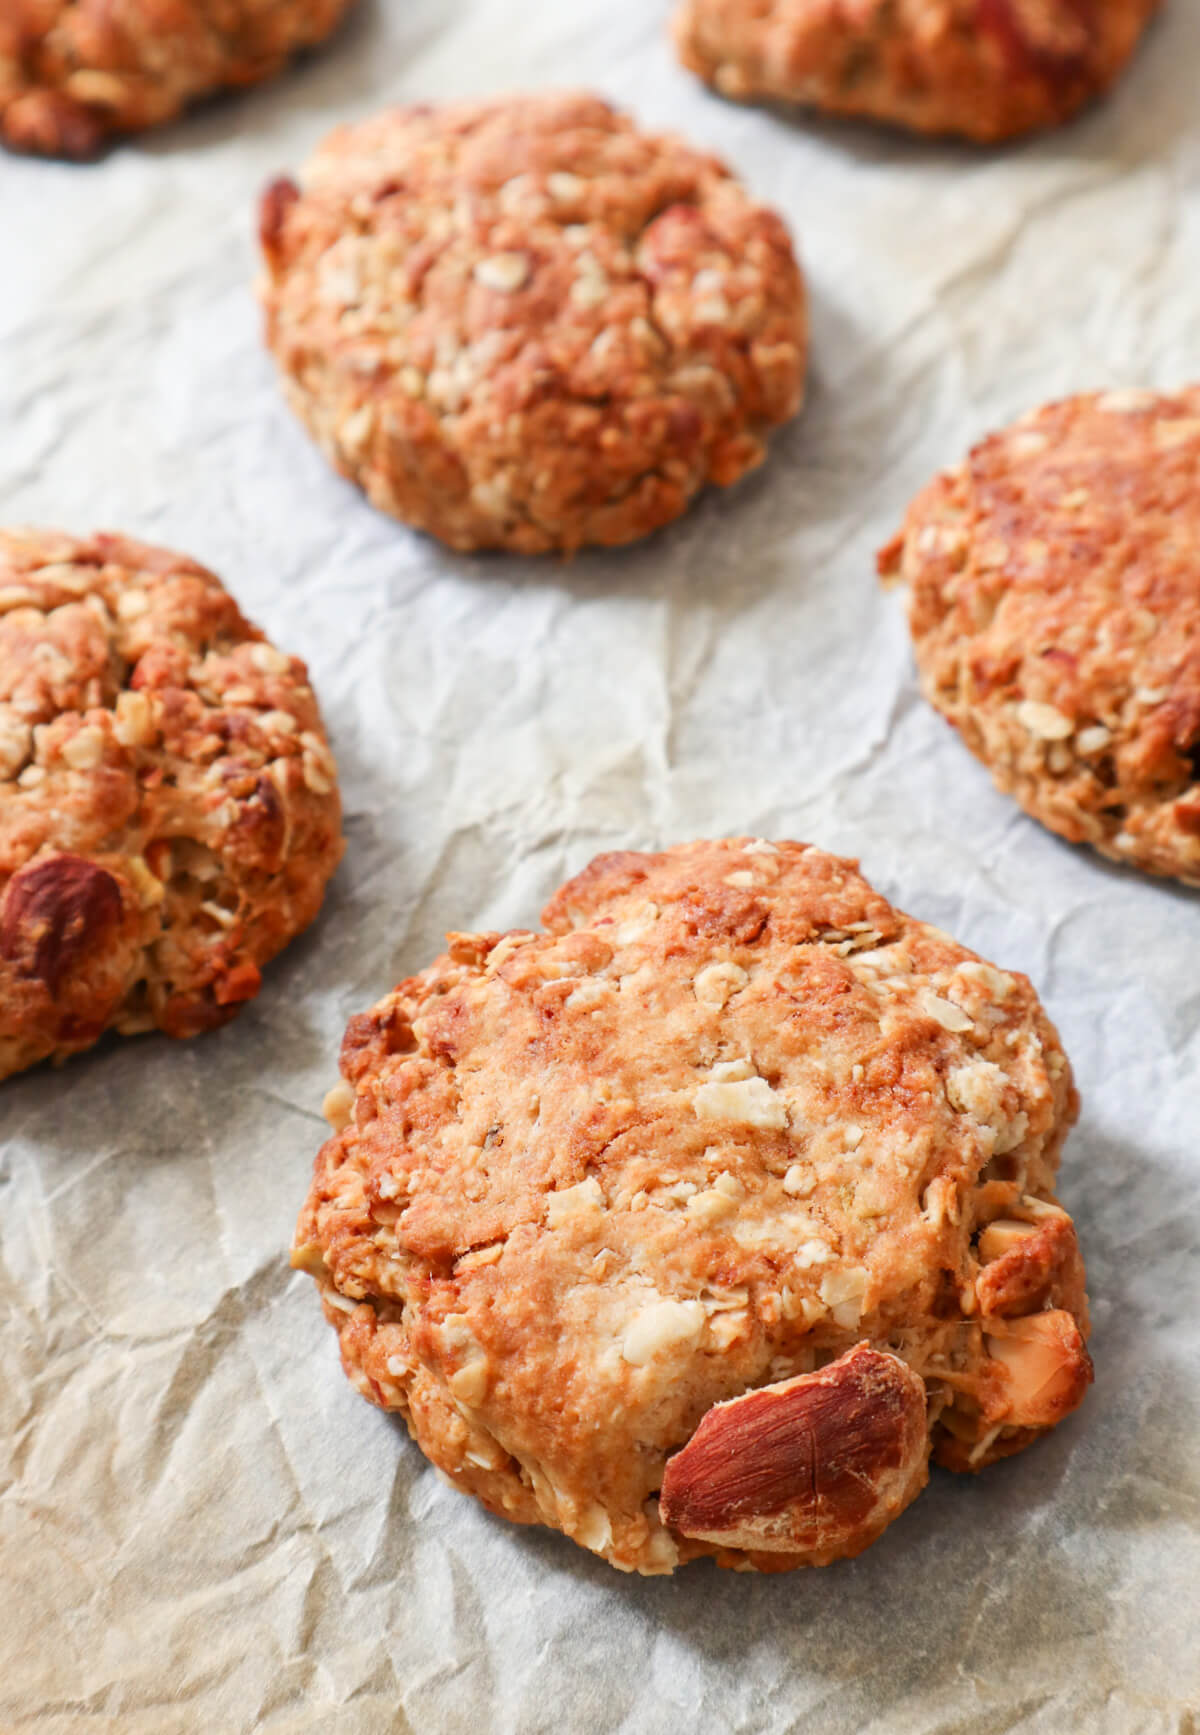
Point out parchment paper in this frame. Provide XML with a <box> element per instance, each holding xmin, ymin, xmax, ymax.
<box><xmin>3</xmin><ymin>3</ymin><xmax>1199</xmax><ymax>1729</ymax></box>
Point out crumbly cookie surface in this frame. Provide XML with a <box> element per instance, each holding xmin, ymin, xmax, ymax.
<box><xmin>295</xmin><ymin>838</ymin><xmax>1090</xmax><ymax>1576</ymax></box>
<box><xmin>880</xmin><ymin>389</ymin><xmax>1200</xmax><ymax>889</ymax></box>
<box><xmin>0</xmin><ymin>529</ymin><xmax>343</xmax><ymax>1079</ymax></box>
<box><xmin>673</xmin><ymin>0</ymin><xmax>1159</xmax><ymax>143</ymax></box>
<box><xmin>0</xmin><ymin>0</ymin><xmax>352</xmax><ymax>158</ymax></box>
<box><xmin>257</xmin><ymin>91</ymin><xmax>808</xmax><ymax>554</ymax></box>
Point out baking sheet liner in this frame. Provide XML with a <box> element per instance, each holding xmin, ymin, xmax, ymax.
<box><xmin>2</xmin><ymin>2</ymin><xmax>1199</xmax><ymax>1729</ymax></box>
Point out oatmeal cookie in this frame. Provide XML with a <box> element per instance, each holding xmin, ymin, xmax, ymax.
<box><xmin>880</xmin><ymin>389</ymin><xmax>1200</xmax><ymax>888</ymax></box>
<box><xmin>257</xmin><ymin>91</ymin><xmax>808</xmax><ymax>555</ymax></box>
<box><xmin>294</xmin><ymin>838</ymin><xmax>1090</xmax><ymax>1576</ymax></box>
<box><xmin>0</xmin><ymin>0</ymin><xmax>353</xmax><ymax>158</ymax></box>
<box><xmin>0</xmin><ymin>529</ymin><xmax>343</xmax><ymax>1080</ymax></box>
<box><xmin>673</xmin><ymin>0</ymin><xmax>1160</xmax><ymax>143</ymax></box>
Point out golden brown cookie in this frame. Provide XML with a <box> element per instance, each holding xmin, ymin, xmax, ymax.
<box><xmin>294</xmin><ymin>838</ymin><xmax>1091</xmax><ymax>1576</ymax></box>
<box><xmin>880</xmin><ymin>389</ymin><xmax>1200</xmax><ymax>889</ymax></box>
<box><xmin>0</xmin><ymin>529</ymin><xmax>344</xmax><ymax>1080</ymax></box>
<box><xmin>257</xmin><ymin>92</ymin><xmax>808</xmax><ymax>555</ymax></box>
<box><xmin>0</xmin><ymin>0</ymin><xmax>353</xmax><ymax>158</ymax></box>
<box><xmin>673</xmin><ymin>0</ymin><xmax>1160</xmax><ymax>143</ymax></box>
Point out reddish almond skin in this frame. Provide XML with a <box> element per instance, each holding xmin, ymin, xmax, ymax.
<box><xmin>1</xmin><ymin>854</ymin><xmax>123</xmax><ymax>993</ymax></box>
<box><xmin>1175</xmin><ymin>797</ymin><xmax>1200</xmax><ymax>838</ymax></box>
<box><xmin>660</xmin><ymin>1345</ymin><xmax>928</xmax><ymax>1557</ymax></box>
<box><xmin>259</xmin><ymin>177</ymin><xmax>301</xmax><ymax>269</ymax></box>
<box><xmin>976</xmin><ymin>0</ymin><xmax>1094</xmax><ymax>82</ymax></box>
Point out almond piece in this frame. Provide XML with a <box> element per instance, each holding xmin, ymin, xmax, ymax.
<box><xmin>259</xmin><ymin>177</ymin><xmax>300</xmax><ymax>271</ymax></box>
<box><xmin>659</xmin><ymin>1344</ymin><xmax>929</xmax><ymax>1561</ymax></box>
<box><xmin>977</xmin><ymin>1218</ymin><xmax>1036</xmax><ymax>1263</ymax></box>
<box><xmin>976</xmin><ymin>1214</ymin><xmax>1087</xmax><ymax>1324</ymax></box>
<box><xmin>984</xmin><ymin>1310</ymin><xmax>1093</xmax><ymax>1429</ymax></box>
<box><xmin>0</xmin><ymin>853</ymin><xmax>123</xmax><ymax>992</ymax></box>
<box><xmin>212</xmin><ymin>959</ymin><xmax>262</xmax><ymax>1007</ymax></box>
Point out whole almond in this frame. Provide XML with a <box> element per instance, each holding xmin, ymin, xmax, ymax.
<box><xmin>1</xmin><ymin>853</ymin><xmax>123</xmax><ymax>993</ymax></box>
<box><xmin>659</xmin><ymin>1343</ymin><xmax>929</xmax><ymax>1561</ymax></box>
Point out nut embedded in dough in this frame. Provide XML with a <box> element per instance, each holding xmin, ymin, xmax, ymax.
<box><xmin>1</xmin><ymin>852</ymin><xmax>123</xmax><ymax>993</ymax></box>
<box><xmin>984</xmin><ymin>1311</ymin><xmax>1093</xmax><ymax>1430</ymax></box>
<box><xmin>975</xmin><ymin>1210</ymin><xmax>1085</xmax><ymax>1319</ymax></box>
<box><xmin>660</xmin><ymin>1345</ymin><xmax>929</xmax><ymax>1564</ymax></box>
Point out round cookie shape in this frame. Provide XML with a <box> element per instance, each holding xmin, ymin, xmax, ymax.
<box><xmin>880</xmin><ymin>389</ymin><xmax>1200</xmax><ymax>889</ymax></box>
<box><xmin>0</xmin><ymin>529</ymin><xmax>344</xmax><ymax>1079</ymax></box>
<box><xmin>257</xmin><ymin>91</ymin><xmax>808</xmax><ymax>555</ymax></box>
<box><xmin>673</xmin><ymin>0</ymin><xmax>1160</xmax><ymax>144</ymax></box>
<box><xmin>0</xmin><ymin>0</ymin><xmax>353</xmax><ymax>158</ymax></box>
<box><xmin>294</xmin><ymin>838</ymin><xmax>1090</xmax><ymax>1576</ymax></box>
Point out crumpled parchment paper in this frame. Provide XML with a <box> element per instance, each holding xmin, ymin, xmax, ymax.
<box><xmin>3</xmin><ymin>2</ymin><xmax>1199</xmax><ymax>1730</ymax></box>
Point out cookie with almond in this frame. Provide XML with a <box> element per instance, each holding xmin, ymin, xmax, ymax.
<box><xmin>880</xmin><ymin>389</ymin><xmax>1200</xmax><ymax>888</ymax></box>
<box><xmin>294</xmin><ymin>837</ymin><xmax>1090</xmax><ymax>1575</ymax></box>
<box><xmin>0</xmin><ymin>529</ymin><xmax>343</xmax><ymax>1079</ymax></box>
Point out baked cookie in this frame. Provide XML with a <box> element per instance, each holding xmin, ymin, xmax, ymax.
<box><xmin>673</xmin><ymin>0</ymin><xmax>1160</xmax><ymax>143</ymax></box>
<box><xmin>257</xmin><ymin>91</ymin><xmax>808</xmax><ymax>555</ymax></box>
<box><xmin>0</xmin><ymin>0</ymin><xmax>353</xmax><ymax>158</ymax></box>
<box><xmin>880</xmin><ymin>389</ymin><xmax>1200</xmax><ymax>889</ymax></box>
<box><xmin>0</xmin><ymin>529</ymin><xmax>343</xmax><ymax>1080</ymax></box>
<box><xmin>294</xmin><ymin>838</ymin><xmax>1091</xmax><ymax>1576</ymax></box>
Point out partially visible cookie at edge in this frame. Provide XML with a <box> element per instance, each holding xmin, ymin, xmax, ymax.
<box><xmin>0</xmin><ymin>0</ymin><xmax>354</xmax><ymax>159</ymax></box>
<box><xmin>880</xmin><ymin>388</ymin><xmax>1200</xmax><ymax>889</ymax></box>
<box><xmin>672</xmin><ymin>0</ymin><xmax>1161</xmax><ymax>143</ymax></box>
<box><xmin>294</xmin><ymin>837</ymin><xmax>1091</xmax><ymax>1576</ymax></box>
<box><xmin>0</xmin><ymin>528</ymin><xmax>344</xmax><ymax>1080</ymax></box>
<box><xmin>257</xmin><ymin>90</ymin><xmax>808</xmax><ymax>555</ymax></box>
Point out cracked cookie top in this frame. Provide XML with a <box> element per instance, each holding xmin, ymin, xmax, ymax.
<box><xmin>258</xmin><ymin>91</ymin><xmax>808</xmax><ymax>554</ymax></box>
<box><xmin>0</xmin><ymin>529</ymin><xmax>344</xmax><ymax>1079</ymax></box>
<box><xmin>880</xmin><ymin>388</ymin><xmax>1200</xmax><ymax>889</ymax></box>
<box><xmin>0</xmin><ymin>0</ymin><xmax>353</xmax><ymax>158</ymax></box>
<box><xmin>673</xmin><ymin>0</ymin><xmax>1160</xmax><ymax>143</ymax></box>
<box><xmin>295</xmin><ymin>838</ymin><xmax>1088</xmax><ymax>1576</ymax></box>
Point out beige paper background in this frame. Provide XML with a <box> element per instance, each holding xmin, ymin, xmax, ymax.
<box><xmin>3</xmin><ymin>2</ymin><xmax>1199</xmax><ymax>1729</ymax></box>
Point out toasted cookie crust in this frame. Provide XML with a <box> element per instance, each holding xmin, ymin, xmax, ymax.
<box><xmin>0</xmin><ymin>529</ymin><xmax>344</xmax><ymax>1079</ymax></box>
<box><xmin>880</xmin><ymin>389</ymin><xmax>1200</xmax><ymax>889</ymax></box>
<box><xmin>0</xmin><ymin>0</ymin><xmax>352</xmax><ymax>158</ymax></box>
<box><xmin>673</xmin><ymin>0</ymin><xmax>1159</xmax><ymax>143</ymax></box>
<box><xmin>295</xmin><ymin>838</ymin><xmax>1090</xmax><ymax>1576</ymax></box>
<box><xmin>257</xmin><ymin>92</ymin><xmax>808</xmax><ymax>555</ymax></box>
